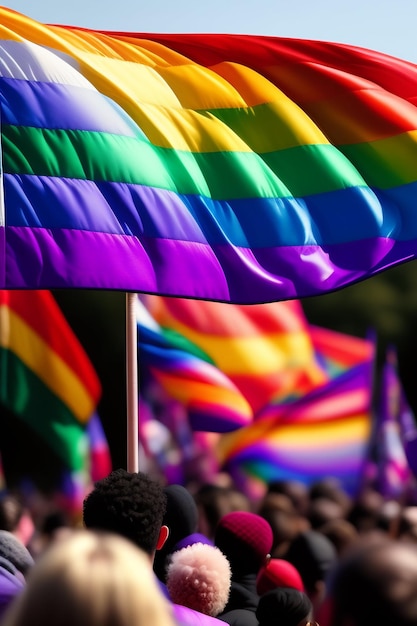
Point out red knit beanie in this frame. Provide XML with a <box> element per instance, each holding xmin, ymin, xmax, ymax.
<box><xmin>256</xmin><ymin>557</ymin><xmax>305</xmax><ymax>595</ymax></box>
<box><xmin>215</xmin><ymin>511</ymin><xmax>273</xmax><ymax>575</ymax></box>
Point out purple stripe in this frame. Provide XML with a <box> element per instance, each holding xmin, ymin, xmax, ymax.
<box><xmin>3</xmin><ymin>227</ymin><xmax>229</xmax><ymax>297</ymax></box>
<box><xmin>3</xmin><ymin>226</ymin><xmax>417</xmax><ymax>301</ymax></box>
<box><xmin>189</xmin><ymin>407</ymin><xmax>250</xmax><ymax>433</ymax></box>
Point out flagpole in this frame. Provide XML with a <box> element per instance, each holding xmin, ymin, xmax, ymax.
<box><xmin>126</xmin><ymin>292</ymin><xmax>139</xmax><ymax>472</ymax></box>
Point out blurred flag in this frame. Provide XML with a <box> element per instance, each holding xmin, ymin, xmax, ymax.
<box><xmin>217</xmin><ymin>357</ymin><xmax>375</xmax><ymax>499</ymax></box>
<box><xmin>137</xmin><ymin>299</ymin><xmax>252</xmax><ymax>432</ymax></box>
<box><xmin>0</xmin><ymin>290</ymin><xmax>105</xmax><ymax>508</ymax></box>
<box><xmin>375</xmin><ymin>347</ymin><xmax>414</xmax><ymax>500</ymax></box>
<box><xmin>145</xmin><ymin>296</ymin><xmax>328</xmax><ymax>415</ymax></box>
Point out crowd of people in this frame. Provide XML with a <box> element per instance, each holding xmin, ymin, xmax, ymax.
<box><xmin>0</xmin><ymin>470</ymin><xmax>417</xmax><ymax>625</ymax></box>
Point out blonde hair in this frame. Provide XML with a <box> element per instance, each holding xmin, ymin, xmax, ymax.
<box><xmin>2</xmin><ymin>530</ymin><xmax>177</xmax><ymax>626</ymax></box>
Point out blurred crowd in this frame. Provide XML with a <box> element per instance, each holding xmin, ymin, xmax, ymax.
<box><xmin>0</xmin><ymin>471</ymin><xmax>417</xmax><ymax>625</ymax></box>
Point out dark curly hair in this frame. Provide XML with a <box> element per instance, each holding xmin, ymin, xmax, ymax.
<box><xmin>82</xmin><ymin>469</ymin><xmax>167</xmax><ymax>555</ymax></box>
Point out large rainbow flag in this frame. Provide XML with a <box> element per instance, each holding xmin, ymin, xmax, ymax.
<box><xmin>0</xmin><ymin>290</ymin><xmax>102</xmax><ymax>473</ymax></box>
<box><xmin>1</xmin><ymin>8</ymin><xmax>417</xmax><ymax>302</ymax></box>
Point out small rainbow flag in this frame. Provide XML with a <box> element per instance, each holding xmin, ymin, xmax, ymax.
<box><xmin>0</xmin><ymin>290</ymin><xmax>102</xmax><ymax>472</ymax></box>
<box><xmin>137</xmin><ymin>299</ymin><xmax>252</xmax><ymax>432</ymax></box>
<box><xmin>146</xmin><ymin>296</ymin><xmax>327</xmax><ymax>415</ymax></box>
<box><xmin>217</xmin><ymin>358</ymin><xmax>375</xmax><ymax>497</ymax></box>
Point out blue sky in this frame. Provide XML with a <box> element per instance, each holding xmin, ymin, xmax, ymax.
<box><xmin>5</xmin><ymin>0</ymin><xmax>417</xmax><ymax>63</ymax></box>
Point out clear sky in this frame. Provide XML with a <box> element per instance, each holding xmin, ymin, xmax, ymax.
<box><xmin>5</xmin><ymin>0</ymin><xmax>417</xmax><ymax>63</ymax></box>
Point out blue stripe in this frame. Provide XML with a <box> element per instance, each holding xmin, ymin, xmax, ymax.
<box><xmin>0</xmin><ymin>77</ymin><xmax>144</xmax><ymax>138</ymax></box>
<box><xmin>5</xmin><ymin>173</ymin><xmax>417</xmax><ymax>246</ymax></box>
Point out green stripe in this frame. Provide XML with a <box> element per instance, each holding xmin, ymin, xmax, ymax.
<box><xmin>204</xmin><ymin>103</ymin><xmax>319</xmax><ymax>153</ymax></box>
<box><xmin>340</xmin><ymin>133</ymin><xmax>417</xmax><ymax>188</ymax></box>
<box><xmin>162</xmin><ymin>328</ymin><xmax>215</xmax><ymax>364</ymax></box>
<box><xmin>0</xmin><ymin>349</ymin><xmax>87</xmax><ymax>471</ymax></box>
<box><xmin>3</xmin><ymin>125</ymin><xmax>365</xmax><ymax>199</ymax></box>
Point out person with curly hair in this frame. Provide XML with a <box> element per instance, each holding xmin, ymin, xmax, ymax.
<box><xmin>83</xmin><ymin>468</ymin><xmax>169</xmax><ymax>558</ymax></box>
<box><xmin>82</xmin><ymin>470</ymin><xmax>225</xmax><ymax>626</ymax></box>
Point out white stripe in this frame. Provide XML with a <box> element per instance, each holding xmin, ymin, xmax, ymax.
<box><xmin>0</xmin><ymin>39</ymin><xmax>96</xmax><ymax>89</ymax></box>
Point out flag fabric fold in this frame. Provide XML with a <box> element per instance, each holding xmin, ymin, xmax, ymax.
<box><xmin>218</xmin><ymin>360</ymin><xmax>375</xmax><ymax>497</ymax></box>
<box><xmin>2</xmin><ymin>9</ymin><xmax>417</xmax><ymax>301</ymax></box>
<box><xmin>145</xmin><ymin>296</ymin><xmax>328</xmax><ymax>416</ymax></box>
<box><xmin>137</xmin><ymin>299</ymin><xmax>252</xmax><ymax>432</ymax></box>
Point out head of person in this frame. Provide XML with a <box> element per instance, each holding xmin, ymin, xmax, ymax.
<box><xmin>318</xmin><ymin>537</ymin><xmax>417</xmax><ymax>626</ymax></box>
<box><xmin>153</xmin><ymin>484</ymin><xmax>199</xmax><ymax>583</ymax></box>
<box><xmin>166</xmin><ymin>540</ymin><xmax>231</xmax><ymax>616</ymax></box>
<box><xmin>0</xmin><ymin>494</ymin><xmax>34</xmax><ymax>548</ymax></box>
<box><xmin>256</xmin><ymin>556</ymin><xmax>304</xmax><ymax>596</ymax></box>
<box><xmin>282</xmin><ymin>530</ymin><xmax>337</xmax><ymax>612</ymax></box>
<box><xmin>258</xmin><ymin>492</ymin><xmax>305</xmax><ymax>557</ymax></box>
<box><xmin>256</xmin><ymin>587</ymin><xmax>314</xmax><ymax>626</ymax></box>
<box><xmin>214</xmin><ymin>511</ymin><xmax>273</xmax><ymax>578</ymax></box>
<box><xmin>1</xmin><ymin>530</ymin><xmax>177</xmax><ymax>626</ymax></box>
<box><xmin>82</xmin><ymin>469</ymin><xmax>168</xmax><ymax>558</ymax></box>
<box><xmin>194</xmin><ymin>484</ymin><xmax>251</xmax><ymax>541</ymax></box>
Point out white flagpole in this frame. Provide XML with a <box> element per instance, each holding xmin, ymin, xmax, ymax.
<box><xmin>126</xmin><ymin>292</ymin><xmax>139</xmax><ymax>472</ymax></box>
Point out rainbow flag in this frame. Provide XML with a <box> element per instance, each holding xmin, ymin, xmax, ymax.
<box><xmin>145</xmin><ymin>296</ymin><xmax>328</xmax><ymax>415</ymax></box>
<box><xmin>2</xmin><ymin>9</ymin><xmax>417</xmax><ymax>302</ymax></box>
<box><xmin>310</xmin><ymin>326</ymin><xmax>375</xmax><ymax>378</ymax></box>
<box><xmin>137</xmin><ymin>299</ymin><xmax>252</xmax><ymax>431</ymax></box>
<box><xmin>0</xmin><ymin>290</ymin><xmax>102</xmax><ymax>472</ymax></box>
<box><xmin>374</xmin><ymin>347</ymin><xmax>414</xmax><ymax>499</ymax></box>
<box><xmin>86</xmin><ymin>413</ymin><xmax>112</xmax><ymax>482</ymax></box>
<box><xmin>217</xmin><ymin>358</ymin><xmax>375</xmax><ymax>497</ymax></box>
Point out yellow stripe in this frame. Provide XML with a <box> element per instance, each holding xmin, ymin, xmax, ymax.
<box><xmin>166</xmin><ymin>327</ymin><xmax>318</xmax><ymax>375</ymax></box>
<box><xmin>0</xmin><ymin>10</ymin><xmax>328</xmax><ymax>152</ymax></box>
<box><xmin>156</xmin><ymin>373</ymin><xmax>252</xmax><ymax>415</ymax></box>
<box><xmin>217</xmin><ymin>414</ymin><xmax>371</xmax><ymax>461</ymax></box>
<box><xmin>0</xmin><ymin>305</ymin><xmax>95</xmax><ymax>423</ymax></box>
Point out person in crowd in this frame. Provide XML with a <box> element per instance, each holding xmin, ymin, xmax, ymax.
<box><xmin>1</xmin><ymin>529</ymin><xmax>178</xmax><ymax>626</ymax></box>
<box><xmin>308</xmin><ymin>479</ymin><xmax>351</xmax><ymax>519</ymax></box>
<box><xmin>346</xmin><ymin>487</ymin><xmax>386</xmax><ymax>534</ymax></box>
<box><xmin>166</xmin><ymin>538</ymin><xmax>231</xmax><ymax>617</ymax></box>
<box><xmin>281</xmin><ymin>529</ymin><xmax>337</xmax><ymax>617</ymax></box>
<box><xmin>306</xmin><ymin>497</ymin><xmax>346</xmax><ymax>531</ymax></box>
<box><xmin>214</xmin><ymin>510</ymin><xmax>273</xmax><ymax>626</ymax></box>
<box><xmin>256</xmin><ymin>556</ymin><xmax>304</xmax><ymax>595</ymax></box>
<box><xmin>0</xmin><ymin>493</ymin><xmax>34</xmax><ymax>549</ymax></box>
<box><xmin>154</xmin><ymin>484</ymin><xmax>199</xmax><ymax>584</ymax></box>
<box><xmin>0</xmin><ymin>531</ymin><xmax>33</xmax><ymax>581</ymax></box>
<box><xmin>0</xmin><ymin>528</ymin><xmax>35</xmax><ymax>619</ymax></box>
<box><xmin>317</xmin><ymin>535</ymin><xmax>417</xmax><ymax>626</ymax></box>
<box><xmin>318</xmin><ymin>518</ymin><xmax>359</xmax><ymax>556</ymax></box>
<box><xmin>83</xmin><ymin>468</ymin><xmax>169</xmax><ymax>559</ymax></box>
<box><xmin>194</xmin><ymin>484</ymin><xmax>251</xmax><ymax>541</ymax></box>
<box><xmin>82</xmin><ymin>468</ymin><xmax>226</xmax><ymax>626</ymax></box>
<box><xmin>256</xmin><ymin>587</ymin><xmax>316</xmax><ymax>626</ymax></box>
<box><xmin>258</xmin><ymin>492</ymin><xmax>307</xmax><ymax>558</ymax></box>
<box><xmin>265</xmin><ymin>480</ymin><xmax>310</xmax><ymax>518</ymax></box>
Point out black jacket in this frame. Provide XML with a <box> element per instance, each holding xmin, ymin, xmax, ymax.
<box><xmin>218</xmin><ymin>574</ymin><xmax>259</xmax><ymax>626</ymax></box>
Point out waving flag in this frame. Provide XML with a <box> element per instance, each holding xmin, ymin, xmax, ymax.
<box><xmin>145</xmin><ymin>296</ymin><xmax>327</xmax><ymax>415</ymax></box>
<box><xmin>2</xmin><ymin>9</ymin><xmax>417</xmax><ymax>302</ymax></box>
<box><xmin>0</xmin><ymin>290</ymin><xmax>102</xmax><ymax>474</ymax></box>
<box><xmin>374</xmin><ymin>347</ymin><xmax>414</xmax><ymax>499</ymax></box>
<box><xmin>310</xmin><ymin>326</ymin><xmax>375</xmax><ymax>378</ymax></box>
<box><xmin>137</xmin><ymin>299</ymin><xmax>252</xmax><ymax>432</ymax></box>
<box><xmin>217</xmin><ymin>359</ymin><xmax>375</xmax><ymax>497</ymax></box>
